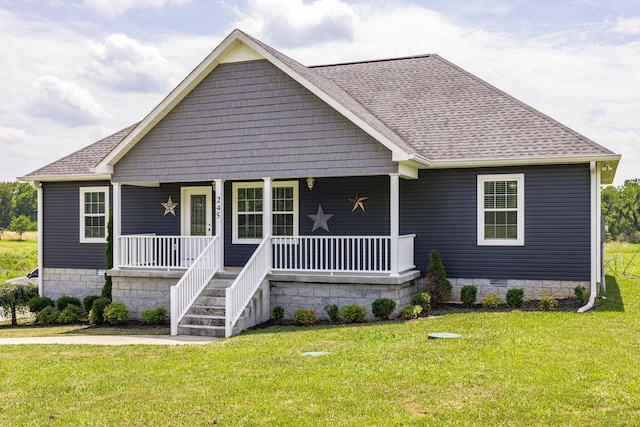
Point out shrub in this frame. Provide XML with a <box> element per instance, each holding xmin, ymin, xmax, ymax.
<box><xmin>28</xmin><ymin>296</ymin><xmax>54</xmax><ymax>313</ymax></box>
<box><xmin>506</xmin><ymin>288</ymin><xmax>525</xmax><ymax>308</ymax></box>
<box><xmin>36</xmin><ymin>306</ymin><xmax>59</xmax><ymax>325</ymax></box>
<box><xmin>338</xmin><ymin>305</ymin><xmax>366</xmax><ymax>323</ymax></box>
<box><xmin>460</xmin><ymin>285</ymin><xmax>478</xmax><ymax>308</ymax></box>
<box><xmin>58</xmin><ymin>304</ymin><xmax>82</xmax><ymax>324</ymax></box>
<box><xmin>271</xmin><ymin>306</ymin><xmax>285</xmax><ymax>324</ymax></box>
<box><xmin>424</xmin><ymin>250</ymin><xmax>451</xmax><ymax>307</ymax></box>
<box><xmin>481</xmin><ymin>294</ymin><xmax>501</xmax><ymax>309</ymax></box>
<box><xmin>371</xmin><ymin>298</ymin><xmax>396</xmax><ymax>320</ymax></box>
<box><xmin>88</xmin><ymin>297</ymin><xmax>111</xmax><ymax>325</ymax></box>
<box><xmin>293</xmin><ymin>308</ymin><xmax>317</xmax><ymax>326</ymax></box>
<box><xmin>83</xmin><ymin>295</ymin><xmax>101</xmax><ymax>314</ymax></box>
<box><xmin>412</xmin><ymin>292</ymin><xmax>431</xmax><ymax>315</ymax></box>
<box><xmin>324</xmin><ymin>304</ymin><xmax>339</xmax><ymax>322</ymax></box>
<box><xmin>141</xmin><ymin>306</ymin><xmax>169</xmax><ymax>325</ymax></box>
<box><xmin>539</xmin><ymin>296</ymin><xmax>558</xmax><ymax>311</ymax></box>
<box><xmin>574</xmin><ymin>286</ymin><xmax>588</xmax><ymax>305</ymax></box>
<box><xmin>103</xmin><ymin>301</ymin><xmax>130</xmax><ymax>325</ymax></box>
<box><xmin>56</xmin><ymin>295</ymin><xmax>82</xmax><ymax>312</ymax></box>
<box><xmin>401</xmin><ymin>304</ymin><xmax>423</xmax><ymax>320</ymax></box>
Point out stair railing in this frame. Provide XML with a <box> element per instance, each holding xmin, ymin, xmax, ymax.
<box><xmin>225</xmin><ymin>234</ymin><xmax>272</xmax><ymax>338</ymax></box>
<box><xmin>170</xmin><ymin>236</ymin><xmax>220</xmax><ymax>335</ymax></box>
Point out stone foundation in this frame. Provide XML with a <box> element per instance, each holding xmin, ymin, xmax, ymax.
<box><xmin>269</xmin><ymin>271</ymin><xmax>421</xmax><ymax>321</ymax></box>
<box><xmin>448</xmin><ymin>278</ymin><xmax>591</xmax><ymax>302</ymax></box>
<box><xmin>108</xmin><ymin>269</ymin><xmax>183</xmax><ymax>319</ymax></box>
<box><xmin>42</xmin><ymin>268</ymin><xmax>105</xmax><ymax>301</ymax></box>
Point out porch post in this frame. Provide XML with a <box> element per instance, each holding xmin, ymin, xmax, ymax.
<box><xmin>112</xmin><ymin>182</ymin><xmax>121</xmax><ymax>270</ymax></box>
<box><xmin>263</xmin><ymin>178</ymin><xmax>272</xmax><ymax>238</ymax></box>
<box><xmin>390</xmin><ymin>173</ymin><xmax>400</xmax><ymax>277</ymax></box>
<box><xmin>214</xmin><ymin>179</ymin><xmax>224</xmax><ymax>272</ymax></box>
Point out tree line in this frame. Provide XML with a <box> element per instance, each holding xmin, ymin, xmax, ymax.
<box><xmin>602</xmin><ymin>178</ymin><xmax>640</xmax><ymax>243</ymax></box>
<box><xmin>0</xmin><ymin>181</ymin><xmax>37</xmax><ymax>231</ymax></box>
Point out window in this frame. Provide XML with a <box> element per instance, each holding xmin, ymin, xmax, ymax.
<box><xmin>477</xmin><ymin>174</ymin><xmax>524</xmax><ymax>246</ymax></box>
<box><xmin>80</xmin><ymin>187</ymin><xmax>109</xmax><ymax>243</ymax></box>
<box><xmin>233</xmin><ymin>181</ymin><xmax>298</xmax><ymax>243</ymax></box>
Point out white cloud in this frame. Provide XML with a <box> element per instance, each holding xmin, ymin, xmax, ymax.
<box><xmin>83</xmin><ymin>0</ymin><xmax>190</xmax><ymax>16</ymax></box>
<box><xmin>612</xmin><ymin>16</ymin><xmax>640</xmax><ymax>35</ymax></box>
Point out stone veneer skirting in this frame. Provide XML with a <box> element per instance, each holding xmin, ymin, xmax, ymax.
<box><xmin>268</xmin><ymin>270</ymin><xmax>422</xmax><ymax>321</ymax></box>
<box><xmin>108</xmin><ymin>269</ymin><xmax>183</xmax><ymax>319</ymax></box>
<box><xmin>448</xmin><ymin>278</ymin><xmax>591</xmax><ymax>302</ymax></box>
<box><xmin>42</xmin><ymin>268</ymin><xmax>105</xmax><ymax>301</ymax></box>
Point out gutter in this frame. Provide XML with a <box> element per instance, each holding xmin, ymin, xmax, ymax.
<box><xmin>578</xmin><ymin>161</ymin><xmax>600</xmax><ymax>313</ymax></box>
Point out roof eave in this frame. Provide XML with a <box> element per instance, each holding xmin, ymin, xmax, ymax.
<box><xmin>18</xmin><ymin>173</ymin><xmax>112</xmax><ymax>183</ymax></box>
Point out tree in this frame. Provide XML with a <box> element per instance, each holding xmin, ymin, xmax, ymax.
<box><xmin>602</xmin><ymin>179</ymin><xmax>640</xmax><ymax>242</ymax></box>
<box><xmin>0</xmin><ymin>283</ymin><xmax>38</xmax><ymax>326</ymax></box>
<box><xmin>9</xmin><ymin>215</ymin><xmax>32</xmax><ymax>240</ymax></box>
<box><xmin>424</xmin><ymin>249</ymin><xmax>452</xmax><ymax>307</ymax></box>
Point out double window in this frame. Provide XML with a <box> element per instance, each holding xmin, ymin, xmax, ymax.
<box><xmin>477</xmin><ymin>174</ymin><xmax>524</xmax><ymax>246</ymax></box>
<box><xmin>232</xmin><ymin>181</ymin><xmax>298</xmax><ymax>243</ymax></box>
<box><xmin>79</xmin><ymin>187</ymin><xmax>109</xmax><ymax>243</ymax></box>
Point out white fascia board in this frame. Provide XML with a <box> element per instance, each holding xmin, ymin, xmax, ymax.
<box><xmin>17</xmin><ymin>174</ymin><xmax>112</xmax><ymax>182</ymax></box>
<box><xmin>429</xmin><ymin>154</ymin><xmax>621</xmax><ymax>170</ymax></box>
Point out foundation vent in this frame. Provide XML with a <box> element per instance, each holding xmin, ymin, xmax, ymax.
<box><xmin>490</xmin><ymin>279</ymin><xmax>508</xmax><ymax>287</ymax></box>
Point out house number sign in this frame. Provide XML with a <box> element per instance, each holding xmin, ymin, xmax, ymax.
<box><xmin>216</xmin><ymin>196</ymin><xmax>222</xmax><ymax>219</ymax></box>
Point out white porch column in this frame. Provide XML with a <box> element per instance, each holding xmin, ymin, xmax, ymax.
<box><xmin>112</xmin><ymin>182</ymin><xmax>121</xmax><ymax>270</ymax></box>
<box><xmin>214</xmin><ymin>179</ymin><xmax>224</xmax><ymax>271</ymax></box>
<box><xmin>35</xmin><ymin>181</ymin><xmax>43</xmax><ymax>295</ymax></box>
<box><xmin>263</xmin><ymin>177</ymin><xmax>272</xmax><ymax>238</ymax></box>
<box><xmin>390</xmin><ymin>173</ymin><xmax>400</xmax><ymax>277</ymax></box>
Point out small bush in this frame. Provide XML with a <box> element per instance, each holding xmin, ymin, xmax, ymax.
<box><xmin>103</xmin><ymin>301</ymin><xmax>130</xmax><ymax>325</ymax></box>
<box><xmin>460</xmin><ymin>285</ymin><xmax>478</xmax><ymax>308</ymax></box>
<box><xmin>539</xmin><ymin>296</ymin><xmax>558</xmax><ymax>311</ymax></box>
<box><xmin>293</xmin><ymin>308</ymin><xmax>317</xmax><ymax>326</ymax></box>
<box><xmin>481</xmin><ymin>294</ymin><xmax>501</xmax><ymax>309</ymax></box>
<box><xmin>58</xmin><ymin>304</ymin><xmax>82</xmax><ymax>324</ymax></box>
<box><xmin>36</xmin><ymin>306</ymin><xmax>59</xmax><ymax>325</ymax></box>
<box><xmin>83</xmin><ymin>295</ymin><xmax>101</xmax><ymax>314</ymax></box>
<box><xmin>371</xmin><ymin>298</ymin><xmax>396</xmax><ymax>320</ymax></box>
<box><xmin>338</xmin><ymin>305</ymin><xmax>366</xmax><ymax>323</ymax></box>
<box><xmin>88</xmin><ymin>297</ymin><xmax>111</xmax><ymax>325</ymax></box>
<box><xmin>506</xmin><ymin>288</ymin><xmax>524</xmax><ymax>308</ymax></box>
<box><xmin>324</xmin><ymin>304</ymin><xmax>339</xmax><ymax>322</ymax></box>
<box><xmin>424</xmin><ymin>249</ymin><xmax>452</xmax><ymax>307</ymax></box>
<box><xmin>412</xmin><ymin>292</ymin><xmax>431</xmax><ymax>315</ymax></box>
<box><xmin>28</xmin><ymin>296</ymin><xmax>54</xmax><ymax>313</ymax></box>
<box><xmin>141</xmin><ymin>306</ymin><xmax>168</xmax><ymax>325</ymax></box>
<box><xmin>401</xmin><ymin>304</ymin><xmax>423</xmax><ymax>320</ymax></box>
<box><xmin>271</xmin><ymin>306</ymin><xmax>285</xmax><ymax>324</ymax></box>
<box><xmin>56</xmin><ymin>295</ymin><xmax>82</xmax><ymax>312</ymax></box>
<box><xmin>574</xmin><ymin>286</ymin><xmax>588</xmax><ymax>305</ymax></box>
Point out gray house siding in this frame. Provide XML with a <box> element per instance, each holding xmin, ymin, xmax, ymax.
<box><xmin>400</xmin><ymin>164</ymin><xmax>591</xmax><ymax>281</ymax></box>
<box><xmin>42</xmin><ymin>181</ymin><xmax>111</xmax><ymax>269</ymax></box>
<box><xmin>112</xmin><ymin>59</ymin><xmax>396</xmax><ymax>183</ymax></box>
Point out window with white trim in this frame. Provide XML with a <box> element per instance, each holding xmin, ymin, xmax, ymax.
<box><xmin>80</xmin><ymin>187</ymin><xmax>109</xmax><ymax>243</ymax></box>
<box><xmin>477</xmin><ymin>174</ymin><xmax>524</xmax><ymax>246</ymax></box>
<box><xmin>232</xmin><ymin>181</ymin><xmax>298</xmax><ymax>244</ymax></box>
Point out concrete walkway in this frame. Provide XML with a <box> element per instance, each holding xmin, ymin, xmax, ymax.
<box><xmin>0</xmin><ymin>335</ymin><xmax>217</xmax><ymax>346</ymax></box>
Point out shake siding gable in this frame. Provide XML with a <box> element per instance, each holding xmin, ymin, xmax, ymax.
<box><xmin>112</xmin><ymin>60</ymin><xmax>396</xmax><ymax>183</ymax></box>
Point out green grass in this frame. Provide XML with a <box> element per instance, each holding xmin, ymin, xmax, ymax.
<box><xmin>0</xmin><ymin>239</ymin><xmax>37</xmax><ymax>283</ymax></box>
<box><xmin>0</xmin><ymin>245</ymin><xmax>639</xmax><ymax>425</ymax></box>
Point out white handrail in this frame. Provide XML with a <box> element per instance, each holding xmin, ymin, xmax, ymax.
<box><xmin>225</xmin><ymin>235</ymin><xmax>272</xmax><ymax>338</ymax></box>
<box><xmin>119</xmin><ymin>235</ymin><xmax>214</xmax><ymax>268</ymax></box>
<box><xmin>170</xmin><ymin>236</ymin><xmax>220</xmax><ymax>335</ymax></box>
<box><xmin>398</xmin><ymin>234</ymin><xmax>417</xmax><ymax>273</ymax></box>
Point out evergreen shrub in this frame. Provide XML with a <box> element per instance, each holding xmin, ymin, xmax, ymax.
<box><xmin>506</xmin><ymin>288</ymin><xmax>525</xmax><ymax>309</ymax></box>
<box><xmin>338</xmin><ymin>305</ymin><xmax>366</xmax><ymax>323</ymax></box>
<box><xmin>103</xmin><ymin>301</ymin><xmax>130</xmax><ymax>325</ymax></box>
<box><xmin>371</xmin><ymin>298</ymin><xmax>396</xmax><ymax>320</ymax></box>
<box><xmin>460</xmin><ymin>285</ymin><xmax>478</xmax><ymax>308</ymax></box>
<box><xmin>424</xmin><ymin>250</ymin><xmax>451</xmax><ymax>307</ymax></box>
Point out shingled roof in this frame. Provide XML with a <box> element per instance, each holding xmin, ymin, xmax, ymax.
<box><xmin>22</xmin><ymin>30</ymin><xmax>617</xmax><ymax>181</ymax></box>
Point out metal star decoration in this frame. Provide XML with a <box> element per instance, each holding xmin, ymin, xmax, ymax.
<box><xmin>161</xmin><ymin>196</ymin><xmax>179</xmax><ymax>216</ymax></box>
<box><xmin>348</xmin><ymin>193</ymin><xmax>368</xmax><ymax>212</ymax></box>
<box><xmin>307</xmin><ymin>204</ymin><xmax>334</xmax><ymax>232</ymax></box>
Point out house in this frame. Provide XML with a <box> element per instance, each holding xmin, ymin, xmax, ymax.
<box><xmin>20</xmin><ymin>29</ymin><xmax>620</xmax><ymax>337</ymax></box>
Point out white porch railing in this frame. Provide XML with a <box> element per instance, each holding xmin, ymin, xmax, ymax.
<box><xmin>118</xmin><ymin>235</ymin><xmax>214</xmax><ymax>268</ymax></box>
<box><xmin>398</xmin><ymin>234</ymin><xmax>417</xmax><ymax>273</ymax></box>
<box><xmin>225</xmin><ymin>235</ymin><xmax>272</xmax><ymax>338</ymax></box>
<box><xmin>170</xmin><ymin>236</ymin><xmax>220</xmax><ymax>335</ymax></box>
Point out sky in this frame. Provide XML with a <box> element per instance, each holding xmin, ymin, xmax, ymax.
<box><xmin>1</xmin><ymin>0</ymin><xmax>638</xmax><ymax>185</ymax></box>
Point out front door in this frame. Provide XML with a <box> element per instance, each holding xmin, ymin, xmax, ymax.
<box><xmin>181</xmin><ymin>186</ymin><xmax>213</xmax><ymax>266</ymax></box>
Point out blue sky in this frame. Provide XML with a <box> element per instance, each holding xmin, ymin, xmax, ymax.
<box><xmin>1</xmin><ymin>0</ymin><xmax>638</xmax><ymax>184</ymax></box>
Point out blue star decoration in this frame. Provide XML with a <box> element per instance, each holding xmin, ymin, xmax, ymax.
<box><xmin>348</xmin><ymin>193</ymin><xmax>368</xmax><ymax>212</ymax></box>
<box><xmin>161</xmin><ymin>196</ymin><xmax>179</xmax><ymax>216</ymax></box>
<box><xmin>307</xmin><ymin>204</ymin><xmax>334</xmax><ymax>232</ymax></box>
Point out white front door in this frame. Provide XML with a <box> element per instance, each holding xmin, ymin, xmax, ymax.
<box><xmin>181</xmin><ymin>186</ymin><xmax>213</xmax><ymax>266</ymax></box>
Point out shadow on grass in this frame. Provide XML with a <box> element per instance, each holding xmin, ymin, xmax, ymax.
<box><xmin>597</xmin><ymin>275</ymin><xmax>624</xmax><ymax>312</ymax></box>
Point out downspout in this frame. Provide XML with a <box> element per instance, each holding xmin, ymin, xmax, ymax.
<box><xmin>35</xmin><ymin>181</ymin><xmax>43</xmax><ymax>296</ymax></box>
<box><xmin>578</xmin><ymin>161</ymin><xmax>600</xmax><ymax>313</ymax></box>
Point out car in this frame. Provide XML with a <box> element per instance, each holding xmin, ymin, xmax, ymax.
<box><xmin>5</xmin><ymin>268</ymin><xmax>38</xmax><ymax>285</ymax></box>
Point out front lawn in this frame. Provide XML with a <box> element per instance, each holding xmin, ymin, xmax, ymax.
<box><xmin>1</xmin><ymin>246</ymin><xmax>639</xmax><ymax>425</ymax></box>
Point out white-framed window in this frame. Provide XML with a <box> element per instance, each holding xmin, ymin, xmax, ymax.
<box><xmin>232</xmin><ymin>181</ymin><xmax>299</xmax><ymax>244</ymax></box>
<box><xmin>477</xmin><ymin>174</ymin><xmax>524</xmax><ymax>246</ymax></box>
<box><xmin>79</xmin><ymin>186</ymin><xmax>109</xmax><ymax>243</ymax></box>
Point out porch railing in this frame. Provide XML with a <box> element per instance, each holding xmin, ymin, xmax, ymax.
<box><xmin>170</xmin><ymin>236</ymin><xmax>220</xmax><ymax>335</ymax></box>
<box><xmin>118</xmin><ymin>235</ymin><xmax>214</xmax><ymax>268</ymax></box>
<box><xmin>225</xmin><ymin>234</ymin><xmax>272</xmax><ymax>338</ymax></box>
<box><xmin>398</xmin><ymin>234</ymin><xmax>417</xmax><ymax>273</ymax></box>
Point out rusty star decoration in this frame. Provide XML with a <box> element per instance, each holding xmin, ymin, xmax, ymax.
<box><xmin>308</xmin><ymin>205</ymin><xmax>334</xmax><ymax>232</ymax></box>
<box><xmin>161</xmin><ymin>196</ymin><xmax>179</xmax><ymax>216</ymax></box>
<box><xmin>349</xmin><ymin>193</ymin><xmax>368</xmax><ymax>212</ymax></box>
